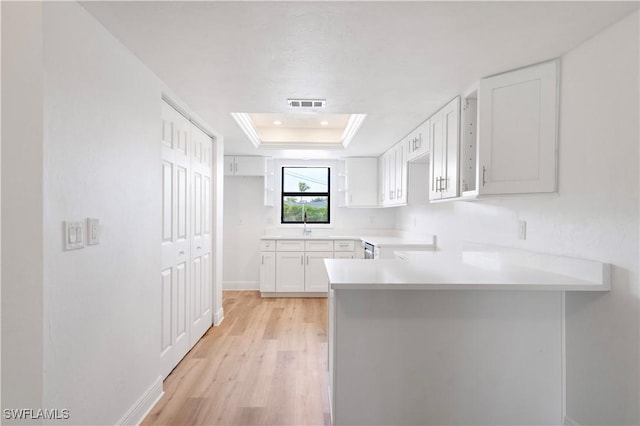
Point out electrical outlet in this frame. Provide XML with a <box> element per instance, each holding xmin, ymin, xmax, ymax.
<box><xmin>518</xmin><ymin>220</ymin><xmax>527</xmax><ymax>240</ymax></box>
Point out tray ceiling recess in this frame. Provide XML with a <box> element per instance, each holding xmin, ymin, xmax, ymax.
<box><xmin>231</xmin><ymin>99</ymin><xmax>366</xmax><ymax>149</ymax></box>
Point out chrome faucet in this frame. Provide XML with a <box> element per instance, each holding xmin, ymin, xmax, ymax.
<box><xmin>302</xmin><ymin>209</ymin><xmax>311</xmax><ymax>236</ymax></box>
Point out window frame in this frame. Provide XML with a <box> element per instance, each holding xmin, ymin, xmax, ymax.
<box><xmin>280</xmin><ymin>166</ymin><xmax>331</xmax><ymax>224</ymax></box>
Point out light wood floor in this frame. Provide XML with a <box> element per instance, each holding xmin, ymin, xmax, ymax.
<box><xmin>142</xmin><ymin>291</ymin><xmax>331</xmax><ymax>426</ymax></box>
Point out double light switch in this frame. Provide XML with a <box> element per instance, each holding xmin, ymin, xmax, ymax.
<box><xmin>64</xmin><ymin>218</ymin><xmax>100</xmax><ymax>251</ymax></box>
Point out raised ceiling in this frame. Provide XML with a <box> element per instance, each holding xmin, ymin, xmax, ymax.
<box><xmin>82</xmin><ymin>1</ymin><xmax>638</xmax><ymax>158</ymax></box>
<box><xmin>233</xmin><ymin>112</ymin><xmax>366</xmax><ymax>148</ymax></box>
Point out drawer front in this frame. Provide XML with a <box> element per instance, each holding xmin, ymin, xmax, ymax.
<box><xmin>260</xmin><ymin>240</ymin><xmax>276</xmax><ymax>251</ymax></box>
<box><xmin>334</xmin><ymin>252</ymin><xmax>355</xmax><ymax>259</ymax></box>
<box><xmin>305</xmin><ymin>240</ymin><xmax>334</xmax><ymax>252</ymax></box>
<box><xmin>276</xmin><ymin>240</ymin><xmax>305</xmax><ymax>251</ymax></box>
<box><xmin>334</xmin><ymin>240</ymin><xmax>355</xmax><ymax>252</ymax></box>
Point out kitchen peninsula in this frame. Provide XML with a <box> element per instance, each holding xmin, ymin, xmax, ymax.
<box><xmin>325</xmin><ymin>244</ymin><xmax>610</xmax><ymax>425</ymax></box>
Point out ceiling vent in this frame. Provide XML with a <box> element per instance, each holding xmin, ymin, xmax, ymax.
<box><xmin>288</xmin><ymin>99</ymin><xmax>326</xmax><ymax>109</ymax></box>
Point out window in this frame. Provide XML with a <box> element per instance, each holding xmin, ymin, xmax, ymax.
<box><xmin>281</xmin><ymin>167</ymin><xmax>330</xmax><ymax>224</ymax></box>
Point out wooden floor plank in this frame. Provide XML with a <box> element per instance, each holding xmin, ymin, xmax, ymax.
<box><xmin>143</xmin><ymin>291</ymin><xmax>330</xmax><ymax>426</ymax></box>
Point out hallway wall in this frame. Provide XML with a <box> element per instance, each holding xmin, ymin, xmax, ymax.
<box><xmin>2</xmin><ymin>2</ymin><xmax>223</xmax><ymax>425</ymax></box>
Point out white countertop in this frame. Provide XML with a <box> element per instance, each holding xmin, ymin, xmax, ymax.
<box><xmin>260</xmin><ymin>234</ymin><xmax>437</xmax><ymax>250</ymax></box>
<box><xmin>324</xmin><ymin>246</ymin><xmax>610</xmax><ymax>291</ymax></box>
<box><xmin>260</xmin><ymin>235</ymin><xmax>362</xmax><ymax>240</ymax></box>
<box><xmin>359</xmin><ymin>235</ymin><xmax>436</xmax><ymax>248</ymax></box>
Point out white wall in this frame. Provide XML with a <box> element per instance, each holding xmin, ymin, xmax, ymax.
<box><xmin>395</xmin><ymin>11</ymin><xmax>639</xmax><ymax>425</ymax></box>
<box><xmin>41</xmin><ymin>3</ymin><xmax>162</xmax><ymax>424</ymax></box>
<box><xmin>1</xmin><ymin>2</ymin><xmax>45</xmax><ymax>418</ymax></box>
<box><xmin>223</xmin><ymin>159</ymin><xmax>396</xmax><ymax>289</ymax></box>
<box><xmin>223</xmin><ymin>177</ymin><xmax>270</xmax><ymax>289</ymax></box>
<box><xmin>2</xmin><ymin>2</ymin><xmax>223</xmax><ymax>425</ymax></box>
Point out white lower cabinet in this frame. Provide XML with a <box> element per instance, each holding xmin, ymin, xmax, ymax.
<box><xmin>334</xmin><ymin>252</ymin><xmax>355</xmax><ymax>259</ymax></box>
<box><xmin>260</xmin><ymin>239</ymin><xmax>358</xmax><ymax>295</ymax></box>
<box><xmin>259</xmin><ymin>252</ymin><xmax>276</xmax><ymax>292</ymax></box>
<box><xmin>305</xmin><ymin>251</ymin><xmax>334</xmax><ymax>292</ymax></box>
<box><xmin>275</xmin><ymin>252</ymin><xmax>305</xmax><ymax>292</ymax></box>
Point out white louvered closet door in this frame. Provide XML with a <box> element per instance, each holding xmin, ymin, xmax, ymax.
<box><xmin>189</xmin><ymin>125</ymin><xmax>213</xmax><ymax>347</ymax></box>
<box><xmin>160</xmin><ymin>101</ymin><xmax>192</xmax><ymax>378</ymax></box>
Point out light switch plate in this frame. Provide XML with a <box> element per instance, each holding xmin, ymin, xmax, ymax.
<box><xmin>87</xmin><ymin>218</ymin><xmax>99</xmax><ymax>245</ymax></box>
<box><xmin>64</xmin><ymin>221</ymin><xmax>84</xmax><ymax>250</ymax></box>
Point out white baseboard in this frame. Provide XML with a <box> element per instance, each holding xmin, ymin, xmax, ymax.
<box><xmin>564</xmin><ymin>415</ymin><xmax>580</xmax><ymax>426</ymax></box>
<box><xmin>116</xmin><ymin>375</ymin><xmax>164</xmax><ymax>425</ymax></box>
<box><xmin>223</xmin><ymin>280</ymin><xmax>259</xmax><ymax>290</ymax></box>
<box><xmin>260</xmin><ymin>292</ymin><xmax>328</xmax><ymax>298</ymax></box>
<box><xmin>213</xmin><ymin>307</ymin><xmax>224</xmax><ymax>326</ymax></box>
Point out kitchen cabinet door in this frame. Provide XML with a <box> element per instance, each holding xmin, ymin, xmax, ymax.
<box><xmin>395</xmin><ymin>142</ymin><xmax>407</xmax><ymax>205</ymax></box>
<box><xmin>305</xmin><ymin>251</ymin><xmax>334</xmax><ymax>292</ymax></box>
<box><xmin>276</xmin><ymin>252</ymin><xmax>305</xmax><ymax>292</ymax></box>
<box><xmin>381</xmin><ymin>153</ymin><xmax>394</xmax><ymax>206</ymax></box>
<box><xmin>334</xmin><ymin>252</ymin><xmax>355</xmax><ymax>259</ymax></box>
<box><xmin>234</xmin><ymin>156</ymin><xmax>265</xmax><ymax>176</ymax></box>
<box><xmin>259</xmin><ymin>252</ymin><xmax>276</xmax><ymax>292</ymax></box>
<box><xmin>440</xmin><ymin>97</ymin><xmax>460</xmax><ymax>199</ymax></box>
<box><xmin>224</xmin><ymin>156</ymin><xmax>236</xmax><ymax>176</ymax></box>
<box><xmin>387</xmin><ymin>151</ymin><xmax>396</xmax><ymax>204</ymax></box>
<box><xmin>407</xmin><ymin>120</ymin><xmax>430</xmax><ymax>161</ymax></box>
<box><xmin>429</xmin><ymin>109</ymin><xmax>444</xmax><ymax>200</ymax></box>
<box><xmin>429</xmin><ymin>97</ymin><xmax>460</xmax><ymax>200</ymax></box>
<box><xmin>478</xmin><ymin>59</ymin><xmax>558</xmax><ymax>194</ymax></box>
<box><xmin>378</xmin><ymin>156</ymin><xmax>386</xmax><ymax>205</ymax></box>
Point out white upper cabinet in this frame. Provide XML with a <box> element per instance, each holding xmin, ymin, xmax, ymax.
<box><xmin>387</xmin><ymin>150</ymin><xmax>396</xmax><ymax>203</ymax></box>
<box><xmin>378</xmin><ymin>143</ymin><xmax>408</xmax><ymax>207</ymax></box>
<box><xmin>378</xmin><ymin>156</ymin><xmax>386</xmax><ymax>205</ymax></box>
<box><xmin>344</xmin><ymin>157</ymin><xmax>378</xmax><ymax>207</ymax></box>
<box><xmin>477</xmin><ymin>60</ymin><xmax>558</xmax><ymax>195</ymax></box>
<box><xmin>429</xmin><ymin>97</ymin><xmax>460</xmax><ymax>201</ymax></box>
<box><xmin>407</xmin><ymin>119</ymin><xmax>430</xmax><ymax>161</ymax></box>
<box><xmin>224</xmin><ymin>156</ymin><xmax>265</xmax><ymax>176</ymax></box>
<box><xmin>394</xmin><ymin>142</ymin><xmax>407</xmax><ymax>204</ymax></box>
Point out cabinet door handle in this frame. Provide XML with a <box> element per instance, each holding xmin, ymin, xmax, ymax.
<box><xmin>229</xmin><ymin>162</ymin><xmax>233</xmax><ymax>173</ymax></box>
<box><xmin>261</xmin><ymin>255</ymin><xmax>264</xmax><ymax>265</ymax></box>
<box><xmin>482</xmin><ymin>166</ymin><xmax>487</xmax><ymax>186</ymax></box>
<box><xmin>234</xmin><ymin>162</ymin><xmax>238</xmax><ymax>173</ymax></box>
<box><xmin>306</xmin><ymin>256</ymin><xmax>309</xmax><ymax>265</ymax></box>
<box><xmin>301</xmin><ymin>255</ymin><xmax>304</xmax><ymax>265</ymax></box>
<box><xmin>397</xmin><ymin>189</ymin><xmax>402</xmax><ymax>198</ymax></box>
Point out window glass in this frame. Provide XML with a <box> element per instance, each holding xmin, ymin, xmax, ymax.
<box><xmin>281</xmin><ymin>167</ymin><xmax>330</xmax><ymax>224</ymax></box>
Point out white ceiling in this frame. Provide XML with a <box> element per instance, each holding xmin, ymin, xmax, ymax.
<box><xmin>82</xmin><ymin>1</ymin><xmax>638</xmax><ymax>159</ymax></box>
